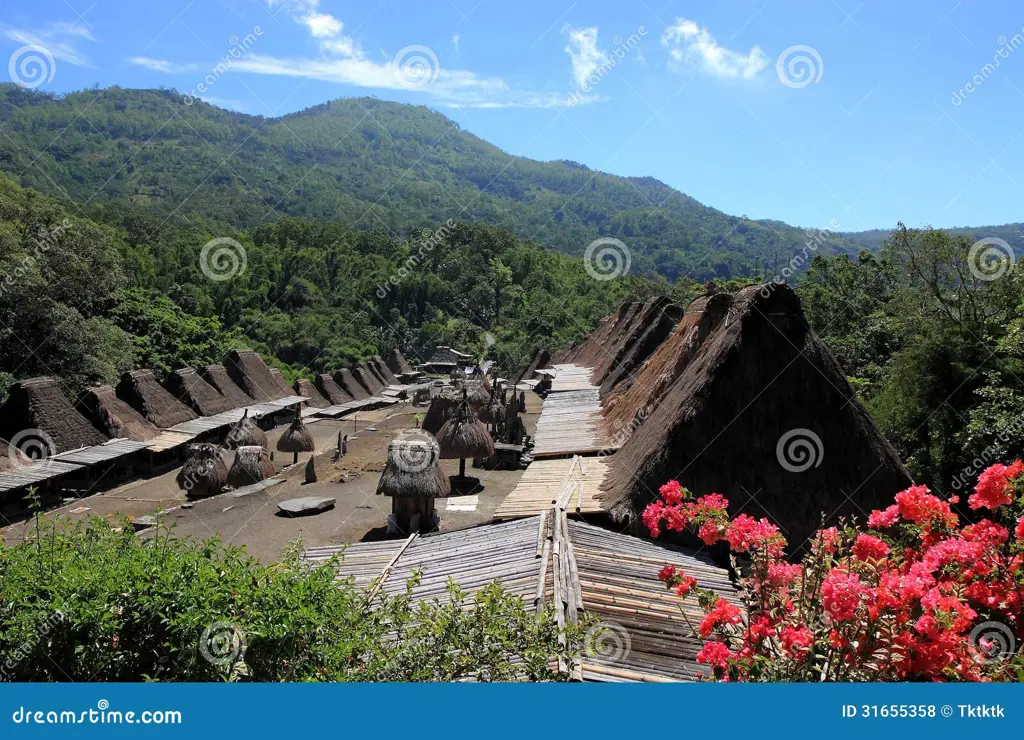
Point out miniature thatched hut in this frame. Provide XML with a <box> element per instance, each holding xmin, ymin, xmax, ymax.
<box><xmin>225</xmin><ymin>349</ymin><xmax>282</xmax><ymax>403</ymax></box>
<box><xmin>386</xmin><ymin>348</ymin><xmax>415</xmax><ymax>376</ymax></box>
<box><xmin>116</xmin><ymin>370</ymin><xmax>198</xmax><ymax>429</ymax></box>
<box><xmin>268</xmin><ymin>368</ymin><xmax>295</xmax><ymax>398</ymax></box>
<box><xmin>334</xmin><ymin>369</ymin><xmax>370</xmax><ymax>401</ymax></box>
<box><xmin>478</xmin><ymin>392</ymin><xmax>506</xmax><ymax>438</ymax></box>
<box><xmin>377</xmin><ymin>432</ymin><xmax>451</xmax><ymax>534</ymax></box>
<box><xmin>436</xmin><ymin>394</ymin><xmax>495</xmax><ymax>484</ymax></box>
<box><xmin>200</xmin><ymin>364</ymin><xmax>254</xmax><ymax>409</ymax></box>
<box><xmin>227</xmin><ymin>445</ymin><xmax>275</xmax><ymax>488</ymax></box>
<box><xmin>421</xmin><ymin>394</ymin><xmax>458</xmax><ymax>436</ymax></box>
<box><xmin>276</xmin><ymin>407</ymin><xmax>315</xmax><ymax>464</ymax></box>
<box><xmin>176</xmin><ymin>443</ymin><xmax>228</xmax><ymax>500</ymax></box>
<box><xmin>78</xmin><ymin>385</ymin><xmax>160</xmax><ymax>441</ymax></box>
<box><xmin>0</xmin><ymin>377</ymin><xmax>109</xmax><ymax>454</ymax></box>
<box><xmin>165</xmin><ymin>368</ymin><xmax>233</xmax><ymax>416</ymax></box>
<box><xmin>462</xmin><ymin>381</ymin><xmax>491</xmax><ymax>410</ymax></box>
<box><xmin>601</xmin><ymin>284</ymin><xmax>913</xmax><ymax>550</ymax></box>
<box><xmin>294</xmin><ymin>378</ymin><xmax>330</xmax><ymax>409</ymax></box>
<box><xmin>225</xmin><ymin>409</ymin><xmax>267</xmax><ymax>449</ymax></box>
<box><xmin>316</xmin><ymin>374</ymin><xmax>354</xmax><ymax>405</ymax></box>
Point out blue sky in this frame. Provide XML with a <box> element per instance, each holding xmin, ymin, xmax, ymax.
<box><xmin>3</xmin><ymin>0</ymin><xmax>1024</xmax><ymax>232</ymax></box>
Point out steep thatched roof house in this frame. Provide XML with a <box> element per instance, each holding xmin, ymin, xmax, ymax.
<box><xmin>601</xmin><ymin>285</ymin><xmax>912</xmax><ymax>549</ymax></box>
<box><xmin>78</xmin><ymin>385</ymin><xmax>160</xmax><ymax>441</ymax></box>
<box><xmin>201</xmin><ymin>364</ymin><xmax>255</xmax><ymax>409</ymax></box>
<box><xmin>294</xmin><ymin>378</ymin><xmax>330</xmax><ymax>409</ymax></box>
<box><xmin>0</xmin><ymin>377</ymin><xmax>109</xmax><ymax>453</ymax></box>
<box><xmin>371</xmin><ymin>355</ymin><xmax>397</xmax><ymax>385</ymax></box>
<box><xmin>418</xmin><ymin>346</ymin><xmax>474</xmax><ymax>375</ymax></box>
<box><xmin>352</xmin><ymin>363</ymin><xmax>383</xmax><ymax>395</ymax></box>
<box><xmin>518</xmin><ymin>349</ymin><xmax>551</xmax><ymax>383</ymax></box>
<box><xmin>165</xmin><ymin>368</ymin><xmax>233</xmax><ymax>416</ymax></box>
<box><xmin>117</xmin><ymin>370</ymin><xmax>199</xmax><ymax>429</ymax></box>
<box><xmin>334</xmin><ymin>369</ymin><xmax>370</xmax><ymax>401</ymax></box>
<box><xmin>268</xmin><ymin>368</ymin><xmax>294</xmax><ymax>398</ymax></box>
<box><xmin>316</xmin><ymin>374</ymin><xmax>354</xmax><ymax>405</ymax></box>
<box><xmin>386</xmin><ymin>348</ymin><xmax>415</xmax><ymax>375</ymax></box>
<box><xmin>225</xmin><ymin>349</ymin><xmax>282</xmax><ymax>403</ymax></box>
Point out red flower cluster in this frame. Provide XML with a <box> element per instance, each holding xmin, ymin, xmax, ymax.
<box><xmin>644</xmin><ymin>465</ymin><xmax>1024</xmax><ymax>682</ymax></box>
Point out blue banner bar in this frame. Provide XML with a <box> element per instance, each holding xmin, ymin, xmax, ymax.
<box><xmin>0</xmin><ymin>684</ymin><xmax>1020</xmax><ymax>738</ymax></box>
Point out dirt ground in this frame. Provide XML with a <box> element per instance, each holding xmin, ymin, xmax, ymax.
<box><xmin>1</xmin><ymin>393</ymin><xmax>542</xmax><ymax>563</ymax></box>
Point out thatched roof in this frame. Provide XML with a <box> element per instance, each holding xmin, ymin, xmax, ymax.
<box><xmin>200</xmin><ymin>364</ymin><xmax>254</xmax><ymax>409</ymax></box>
<box><xmin>294</xmin><ymin>378</ymin><xmax>330</xmax><ymax>409</ymax></box>
<box><xmin>602</xmin><ymin>285</ymin><xmax>912</xmax><ymax>549</ymax></box>
<box><xmin>365</xmin><ymin>360</ymin><xmax>388</xmax><ymax>389</ymax></box>
<box><xmin>478</xmin><ymin>393</ymin><xmax>506</xmax><ymax>425</ymax></box>
<box><xmin>386</xmin><ymin>348</ymin><xmax>415</xmax><ymax>375</ymax></box>
<box><xmin>116</xmin><ymin>370</ymin><xmax>198</xmax><ymax>429</ymax></box>
<box><xmin>352</xmin><ymin>363</ymin><xmax>383</xmax><ymax>395</ymax></box>
<box><xmin>462</xmin><ymin>381</ymin><xmax>491</xmax><ymax>409</ymax></box>
<box><xmin>165</xmin><ymin>368</ymin><xmax>233</xmax><ymax>416</ymax></box>
<box><xmin>317</xmin><ymin>374</ymin><xmax>354</xmax><ymax>405</ymax></box>
<box><xmin>0</xmin><ymin>438</ymin><xmax>30</xmax><ymax>471</ymax></box>
<box><xmin>334</xmin><ymin>369</ymin><xmax>370</xmax><ymax>401</ymax></box>
<box><xmin>78</xmin><ymin>385</ymin><xmax>160</xmax><ymax>441</ymax></box>
<box><xmin>592</xmin><ymin>297</ymin><xmax>681</xmax><ymax>397</ymax></box>
<box><xmin>422</xmin><ymin>394</ymin><xmax>458</xmax><ymax>436</ymax></box>
<box><xmin>437</xmin><ymin>398</ymin><xmax>495</xmax><ymax>460</ymax></box>
<box><xmin>276</xmin><ymin>408</ymin><xmax>315</xmax><ymax>453</ymax></box>
<box><xmin>176</xmin><ymin>443</ymin><xmax>228</xmax><ymax>499</ymax></box>
<box><xmin>268</xmin><ymin>368</ymin><xmax>294</xmax><ymax>398</ymax></box>
<box><xmin>225</xmin><ymin>349</ymin><xmax>282</xmax><ymax>403</ymax></box>
<box><xmin>518</xmin><ymin>349</ymin><xmax>551</xmax><ymax>382</ymax></box>
<box><xmin>0</xmin><ymin>377</ymin><xmax>108</xmax><ymax>454</ymax></box>
<box><xmin>227</xmin><ymin>445</ymin><xmax>275</xmax><ymax>488</ymax></box>
<box><xmin>225</xmin><ymin>409</ymin><xmax>267</xmax><ymax>449</ymax></box>
<box><xmin>377</xmin><ymin>431</ymin><xmax>451</xmax><ymax>499</ymax></box>
<box><xmin>372</xmin><ymin>355</ymin><xmax>397</xmax><ymax>384</ymax></box>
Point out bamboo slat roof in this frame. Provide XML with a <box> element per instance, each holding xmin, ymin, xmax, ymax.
<box><xmin>304</xmin><ymin>512</ymin><xmax>739</xmax><ymax>682</ymax></box>
<box><xmin>0</xmin><ymin>458</ymin><xmax>83</xmax><ymax>493</ymax></box>
<box><xmin>144</xmin><ymin>430</ymin><xmax>196</xmax><ymax>453</ymax></box>
<box><xmin>495</xmin><ymin>456</ymin><xmax>612</xmax><ymax>519</ymax></box>
<box><xmin>52</xmin><ymin>438</ymin><xmax>151</xmax><ymax>465</ymax></box>
<box><xmin>532</xmin><ymin>366</ymin><xmax>617</xmax><ymax>457</ymax></box>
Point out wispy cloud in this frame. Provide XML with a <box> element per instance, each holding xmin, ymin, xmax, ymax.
<box><xmin>564</xmin><ymin>27</ymin><xmax>605</xmax><ymax>88</ymax></box>
<box><xmin>661</xmin><ymin>17</ymin><xmax>767</xmax><ymax>80</ymax></box>
<box><xmin>3</xmin><ymin>21</ymin><xmax>97</xmax><ymax>66</ymax></box>
<box><xmin>452</xmin><ymin>34</ymin><xmax>460</xmax><ymax>54</ymax></box>
<box><xmin>128</xmin><ymin>57</ymin><xmax>201</xmax><ymax>74</ymax></box>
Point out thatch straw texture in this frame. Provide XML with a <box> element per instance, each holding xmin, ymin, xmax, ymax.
<box><xmin>386</xmin><ymin>348</ymin><xmax>415</xmax><ymax>375</ymax></box>
<box><xmin>436</xmin><ymin>399</ymin><xmax>495</xmax><ymax>460</ymax></box>
<box><xmin>78</xmin><ymin>385</ymin><xmax>160</xmax><ymax>441</ymax></box>
<box><xmin>225</xmin><ymin>409</ymin><xmax>267</xmax><ymax>449</ymax></box>
<box><xmin>352</xmin><ymin>363</ymin><xmax>383</xmax><ymax>395</ymax></box>
<box><xmin>334</xmin><ymin>369</ymin><xmax>370</xmax><ymax>401</ymax></box>
<box><xmin>365</xmin><ymin>361</ymin><xmax>388</xmax><ymax>389</ymax></box>
<box><xmin>276</xmin><ymin>408</ymin><xmax>315</xmax><ymax>453</ymax></box>
<box><xmin>592</xmin><ymin>297</ymin><xmax>681</xmax><ymax>396</ymax></box>
<box><xmin>462</xmin><ymin>381</ymin><xmax>491</xmax><ymax>409</ymax></box>
<box><xmin>268</xmin><ymin>368</ymin><xmax>294</xmax><ymax>398</ymax></box>
<box><xmin>372</xmin><ymin>355</ymin><xmax>397</xmax><ymax>384</ymax></box>
<box><xmin>176</xmin><ymin>443</ymin><xmax>228</xmax><ymax>499</ymax></box>
<box><xmin>225</xmin><ymin>349</ymin><xmax>282</xmax><ymax>403</ymax></box>
<box><xmin>0</xmin><ymin>377</ymin><xmax>109</xmax><ymax>453</ymax></box>
<box><xmin>518</xmin><ymin>349</ymin><xmax>551</xmax><ymax>382</ymax></box>
<box><xmin>227</xmin><ymin>445</ymin><xmax>275</xmax><ymax>488</ymax></box>
<box><xmin>165</xmin><ymin>368</ymin><xmax>233</xmax><ymax>416</ymax></box>
<box><xmin>478</xmin><ymin>393</ymin><xmax>506</xmax><ymax>425</ymax></box>
<box><xmin>602</xmin><ymin>284</ymin><xmax>912</xmax><ymax>549</ymax></box>
<box><xmin>201</xmin><ymin>364</ymin><xmax>254</xmax><ymax>409</ymax></box>
<box><xmin>317</xmin><ymin>374</ymin><xmax>354</xmax><ymax>405</ymax></box>
<box><xmin>116</xmin><ymin>370</ymin><xmax>198</xmax><ymax>429</ymax></box>
<box><xmin>0</xmin><ymin>438</ymin><xmax>30</xmax><ymax>471</ymax></box>
<box><xmin>376</xmin><ymin>433</ymin><xmax>451</xmax><ymax>499</ymax></box>
<box><xmin>294</xmin><ymin>379</ymin><xmax>330</xmax><ymax>409</ymax></box>
<box><xmin>421</xmin><ymin>394</ymin><xmax>457</xmax><ymax>435</ymax></box>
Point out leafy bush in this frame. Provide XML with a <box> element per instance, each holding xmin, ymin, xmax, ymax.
<box><xmin>0</xmin><ymin>517</ymin><xmax>581</xmax><ymax>682</ymax></box>
<box><xmin>643</xmin><ymin>466</ymin><xmax>1024</xmax><ymax>681</ymax></box>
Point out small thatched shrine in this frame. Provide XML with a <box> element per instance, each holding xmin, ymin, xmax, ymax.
<box><xmin>225</xmin><ymin>349</ymin><xmax>282</xmax><ymax>403</ymax></box>
<box><xmin>294</xmin><ymin>379</ymin><xmax>330</xmax><ymax>409</ymax></box>
<box><xmin>201</xmin><ymin>364</ymin><xmax>254</xmax><ymax>409</ymax></box>
<box><xmin>0</xmin><ymin>377</ymin><xmax>109</xmax><ymax>454</ymax></box>
<box><xmin>436</xmin><ymin>393</ymin><xmax>495</xmax><ymax>487</ymax></box>
<box><xmin>462</xmin><ymin>381</ymin><xmax>491</xmax><ymax>410</ymax></box>
<box><xmin>478</xmin><ymin>392</ymin><xmax>506</xmax><ymax>438</ymax></box>
<box><xmin>78</xmin><ymin>385</ymin><xmax>160</xmax><ymax>441</ymax></box>
<box><xmin>421</xmin><ymin>394</ymin><xmax>458</xmax><ymax>436</ymax></box>
<box><xmin>268</xmin><ymin>368</ymin><xmax>295</xmax><ymax>398</ymax></box>
<box><xmin>116</xmin><ymin>370</ymin><xmax>198</xmax><ymax>429</ymax></box>
<box><xmin>176</xmin><ymin>443</ymin><xmax>228</xmax><ymax>499</ymax></box>
<box><xmin>377</xmin><ymin>432</ymin><xmax>451</xmax><ymax>534</ymax></box>
<box><xmin>276</xmin><ymin>407</ymin><xmax>315</xmax><ymax>464</ymax></box>
<box><xmin>225</xmin><ymin>409</ymin><xmax>267</xmax><ymax>449</ymax></box>
<box><xmin>165</xmin><ymin>368</ymin><xmax>234</xmax><ymax>416</ymax></box>
<box><xmin>334</xmin><ymin>369</ymin><xmax>370</xmax><ymax>401</ymax></box>
<box><xmin>227</xmin><ymin>445</ymin><xmax>275</xmax><ymax>488</ymax></box>
<box><xmin>386</xmin><ymin>348</ymin><xmax>415</xmax><ymax>376</ymax></box>
<box><xmin>317</xmin><ymin>374</ymin><xmax>354</xmax><ymax>405</ymax></box>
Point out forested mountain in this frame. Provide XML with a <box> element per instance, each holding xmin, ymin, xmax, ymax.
<box><xmin>0</xmin><ymin>85</ymin><xmax>864</xmax><ymax>282</ymax></box>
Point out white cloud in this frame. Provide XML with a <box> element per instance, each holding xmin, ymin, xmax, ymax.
<box><xmin>661</xmin><ymin>17</ymin><xmax>767</xmax><ymax>79</ymax></box>
<box><xmin>3</xmin><ymin>21</ymin><xmax>97</xmax><ymax>67</ymax></box>
<box><xmin>128</xmin><ymin>57</ymin><xmax>200</xmax><ymax>74</ymax></box>
<box><xmin>564</xmin><ymin>27</ymin><xmax>605</xmax><ymax>87</ymax></box>
<box><xmin>300</xmin><ymin>12</ymin><xmax>344</xmax><ymax>39</ymax></box>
